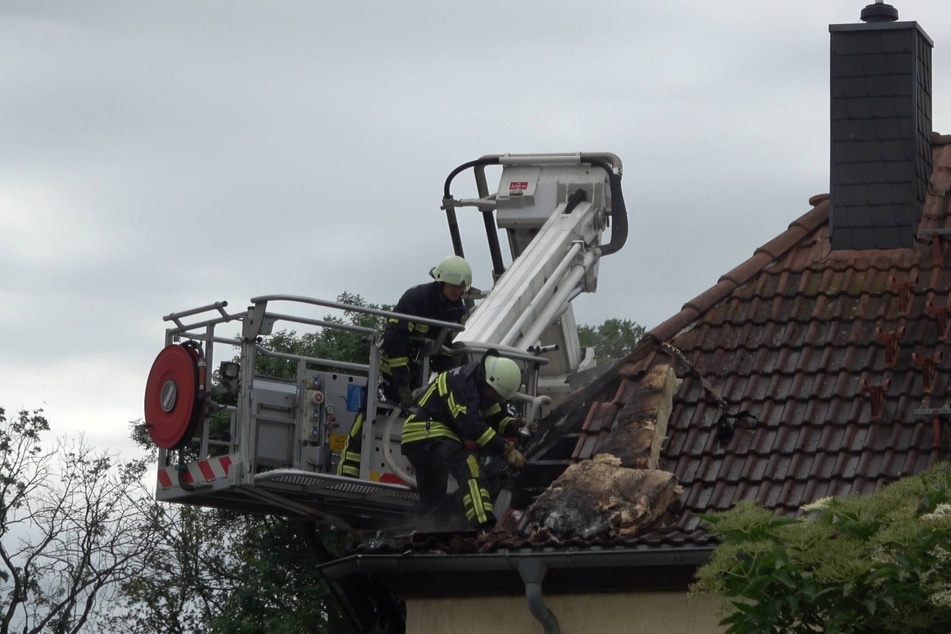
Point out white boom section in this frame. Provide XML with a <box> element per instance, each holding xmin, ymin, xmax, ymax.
<box><xmin>455</xmin><ymin>157</ymin><xmax>614</xmax><ymax>403</ymax></box>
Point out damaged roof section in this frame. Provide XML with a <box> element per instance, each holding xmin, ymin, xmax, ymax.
<box><xmin>516</xmin><ymin>133</ymin><xmax>951</xmax><ymax>549</ymax></box>
<box><xmin>523</xmin><ymin>364</ymin><xmax>681</xmax><ymax>541</ymax></box>
<box><xmin>527</xmin><ymin>454</ymin><xmax>681</xmax><ymax>541</ymax></box>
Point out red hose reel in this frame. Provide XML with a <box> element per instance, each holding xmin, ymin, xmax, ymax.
<box><xmin>144</xmin><ymin>342</ymin><xmax>206</xmax><ymax>449</ymax></box>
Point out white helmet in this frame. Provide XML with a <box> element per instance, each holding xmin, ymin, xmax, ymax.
<box><xmin>483</xmin><ymin>355</ymin><xmax>521</xmax><ymax>400</ymax></box>
<box><xmin>432</xmin><ymin>255</ymin><xmax>472</xmax><ymax>290</ymax></box>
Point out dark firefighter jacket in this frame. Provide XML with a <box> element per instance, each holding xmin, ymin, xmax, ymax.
<box><xmin>381</xmin><ymin>281</ymin><xmax>466</xmax><ymax>386</ymax></box>
<box><xmin>401</xmin><ymin>361</ymin><xmax>511</xmax><ymax>456</ymax></box>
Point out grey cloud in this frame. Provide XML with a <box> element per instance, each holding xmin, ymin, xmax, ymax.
<box><xmin>2</xmin><ymin>0</ymin><xmax>951</xmax><ymax>451</ymax></box>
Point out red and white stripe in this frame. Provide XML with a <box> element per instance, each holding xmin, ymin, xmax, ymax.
<box><xmin>157</xmin><ymin>455</ymin><xmax>234</xmax><ymax>490</ymax></box>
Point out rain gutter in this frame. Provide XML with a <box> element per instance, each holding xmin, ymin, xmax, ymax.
<box><xmin>320</xmin><ymin>546</ymin><xmax>712</xmax><ymax>578</ymax></box>
<box><xmin>319</xmin><ymin>547</ymin><xmax>713</xmax><ymax>632</ymax></box>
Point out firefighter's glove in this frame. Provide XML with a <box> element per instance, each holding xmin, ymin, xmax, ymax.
<box><xmin>397</xmin><ymin>384</ymin><xmax>415</xmax><ymax>411</ymax></box>
<box><xmin>503</xmin><ymin>441</ymin><xmax>527</xmax><ymax>470</ymax></box>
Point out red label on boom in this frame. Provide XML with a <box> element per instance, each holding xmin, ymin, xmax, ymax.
<box><xmin>508</xmin><ymin>181</ymin><xmax>528</xmax><ymax>194</ymax></box>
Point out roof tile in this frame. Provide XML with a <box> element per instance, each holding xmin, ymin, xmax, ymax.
<box><xmin>372</xmin><ymin>137</ymin><xmax>951</xmax><ymax>558</ymax></box>
<box><xmin>502</xmin><ymin>135</ymin><xmax>951</xmax><ymax>552</ymax></box>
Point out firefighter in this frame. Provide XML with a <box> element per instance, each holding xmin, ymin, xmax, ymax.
<box><xmin>337</xmin><ymin>255</ymin><xmax>472</xmax><ymax>478</ymax></box>
<box><xmin>381</xmin><ymin>254</ymin><xmax>472</xmax><ymax>406</ymax></box>
<box><xmin>401</xmin><ymin>353</ymin><xmax>528</xmax><ymax>531</ymax></box>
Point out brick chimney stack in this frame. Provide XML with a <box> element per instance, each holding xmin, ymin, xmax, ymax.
<box><xmin>828</xmin><ymin>2</ymin><xmax>933</xmax><ymax>250</ymax></box>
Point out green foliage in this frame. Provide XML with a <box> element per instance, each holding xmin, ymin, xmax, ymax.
<box><xmin>207</xmin><ymin>518</ymin><xmax>350</xmax><ymax>634</ymax></box>
<box><xmin>0</xmin><ymin>406</ymin><xmax>49</xmax><ymax>511</ymax></box>
<box><xmin>1</xmin><ymin>407</ymin><xmax>157</xmax><ymax>634</ymax></box>
<box><xmin>107</xmin><ymin>505</ymin><xmax>233</xmax><ymax>633</ymax></box>
<box><xmin>692</xmin><ymin>464</ymin><xmax>951</xmax><ymax>633</ymax></box>
<box><xmin>577</xmin><ymin>318</ymin><xmax>644</xmax><ymax>362</ymax></box>
<box><xmin>109</xmin><ymin>506</ymin><xmax>352</xmax><ymax>634</ymax></box>
<box><xmin>255</xmin><ymin>292</ymin><xmax>386</xmax><ymax>381</ymax></box>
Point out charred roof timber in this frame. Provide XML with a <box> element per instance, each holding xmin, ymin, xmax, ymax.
<box><xmin>828</xmin><ymin>2</ymin><xmax>934</xmax><ymax>250</ymax></box>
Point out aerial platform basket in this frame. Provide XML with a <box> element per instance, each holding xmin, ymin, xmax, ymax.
<box><xmin>144</xmin><ymin>296</ymin><xmax>466</xmax><ymax>531</ymax></box>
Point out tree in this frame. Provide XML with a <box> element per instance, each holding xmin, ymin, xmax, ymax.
<box><xmin>106</xmin><ymin>506</ymin><xmax>352</xmax><ymax>634</ymax></box>
<box><xmin>206</xmin><ymin>517</ymin><xmax>352</xmax><ymax>634</ymax></box>
<box><xmin>101</xmin><ymin>503</ymin><xmax>231</xmax><ymax>633</ymax></box>
<box><xmin>692</xmin><ymin>463</ymin><xmax>951</xmax><ymax>633</ymax></box>
<box><xmin>578</xmin><ymin>317</ymin><xmax>644</xmax><ymax>362</ymax></box>
<box><xmin>253</xmin><ymin>292</ymin><xmax>386</xmax><ymax>381</ymax></box>
<box><xmin>0</xmin><ymin>407</ymin><xmax>156</xmax><ymax>634</ymax></box>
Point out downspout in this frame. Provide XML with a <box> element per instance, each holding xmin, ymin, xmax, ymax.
<box><xmin>516</xmin><ymin>559</ymin><xmax>560</xmax><ymax>634</ymax></box>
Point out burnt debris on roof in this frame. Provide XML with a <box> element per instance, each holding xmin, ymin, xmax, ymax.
<box><xmin>544</xmin><ymin>134</ymin><xmax>951</xmax><ymax>544</ymax></box>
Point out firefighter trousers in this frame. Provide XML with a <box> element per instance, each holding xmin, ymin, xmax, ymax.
<box><xmin>402</xmin><ymin>437</ymin><xmax>495</xmax><ymax>531</ymax></box>
<box><xmin>337</xmin><ymin>380</ymin><xmax>407</xmax><ymax>478</ymax></box>
<box><xmin>336</xmin><ymin>412</ymin><xmax>365</xmax><ymax>478</ymax></box>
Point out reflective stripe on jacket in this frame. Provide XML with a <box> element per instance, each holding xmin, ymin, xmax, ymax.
<box><xmin>400</xmin><ymin>362</ymin><xmax>507</xmax><ymax>456</ymax></box>
<box><xmin>380</xmin><ymin>281</ymin><xmax>466</xmax><ymax>383</ymax></box>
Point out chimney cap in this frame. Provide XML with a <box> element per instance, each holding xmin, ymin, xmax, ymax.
<box><xmin>860</xmin><ymin>1</ymin><xmax>899</xmax><ymax>23</ymax></box>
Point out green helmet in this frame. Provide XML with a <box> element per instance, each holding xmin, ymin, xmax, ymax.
<box><xmin>432</xmin><ymin>255</ymin><xmax>472</xmax><ymax>290</ymax></box>
<box><xmin>483</xmin><ymin>355</ymin><xmax>521</xmax><ymax>400</ymax></box>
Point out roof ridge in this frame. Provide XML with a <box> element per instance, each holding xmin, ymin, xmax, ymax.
<box><xmin>933</xmin><ymin>131</ymin><xmax>951</xmax><ymax>146</ymax></box>
<box><xmin>648</xmin><ymin>198</ymin><xmax>830</xmax><ymax>343</ymax></box>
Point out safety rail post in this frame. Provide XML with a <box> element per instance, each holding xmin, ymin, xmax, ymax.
<box><xmin>239</xmin><ymin>303</ymin><xmax>261</xmax><ymax>479</ymax></box>
<box><xmin>361</xmin><ymin>331</ymin><xmax>382</xmax><ymax>481</ymax></box>
<box><xmin>197</xmin><ymin>322</ymin><xmax>216</xmax><ymax>459</ymax></box>
<box><xmin>294</xmin><ymin>357</ymin><xmax>307</xmax><ymax>470</ymax></box>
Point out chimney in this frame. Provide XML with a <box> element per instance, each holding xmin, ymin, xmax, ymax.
<box><xmin>828</xmin><ymin>2</ymin><xmax>933</xmax><ymax>250</ymax></box>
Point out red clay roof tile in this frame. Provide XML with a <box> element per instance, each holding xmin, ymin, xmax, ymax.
<box><xmin>378</xmin><ymin>137</ymin><xmax>951</xmax><ymax>558</ymax></box>
<box><xmin>496</xmin><ymin>134</ymin><xmax>951</xmax><ymax>553</ymax></box>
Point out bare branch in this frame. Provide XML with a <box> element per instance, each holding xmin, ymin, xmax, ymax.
<box><xmin>0</xmin><ymin>408</ymin><xmax>158</xmax><ymax>634</ymax></box>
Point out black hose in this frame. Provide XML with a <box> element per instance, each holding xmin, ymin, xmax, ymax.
<box><xmin>443</xmin><ymin>156</ymin><xmax>505</xmax><ymax>277</ymax></box>
<box><xmin>443</xmin><ymin>157</ymin><xmax>501</xmax><ymax>199</ymax></box>
<box><xmin>581</xmin><ymin>157</ymin><xmax>628</xmax><ymax>256</ymax></box>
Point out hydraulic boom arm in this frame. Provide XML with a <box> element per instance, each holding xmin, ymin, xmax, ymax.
<box><xmin>442</xmin><ymin>153</ymin><xmax>627</xmax><ymax>405</ymax></box>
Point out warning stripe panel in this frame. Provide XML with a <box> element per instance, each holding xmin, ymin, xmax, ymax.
<box><xmin>156</xmin><ymin>455</ymin><xmax>234</xmax><ymax>490</ymax></box>
<box><xmin>157</xmin><ymin>469</ymin><xmax>174</xmax><ymax>489</ymax></box>
<box><xmin>198</xmin><ymin>460</ymin><xmax>215</xmax><ymax>481</ymax></box>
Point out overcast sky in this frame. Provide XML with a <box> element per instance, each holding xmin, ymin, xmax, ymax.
<box><xmin>2</xmin><ymin>0</ymin><xmax>950</xmax><ymax>458</ymax></box>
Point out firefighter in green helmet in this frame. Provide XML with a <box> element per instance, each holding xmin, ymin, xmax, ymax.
<box><xmin>337</xmin><ymin>255</ymin><xmax>472</xmax><ymax>479</ymax></box>
<box><xmin>401</xmin><ymin>352</ymin><xmax>527</xmax><ymax>531</ymax></box>
<box><xmin>381</xmin><ymin>255</ymin><xmax>472</xmax><ymax>407</ymax></box>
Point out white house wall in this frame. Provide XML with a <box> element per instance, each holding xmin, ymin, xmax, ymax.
<box><xmin>406</xmin><ymin>591</ymin><xmax>724</xmax><ymax>633</ymax></box>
